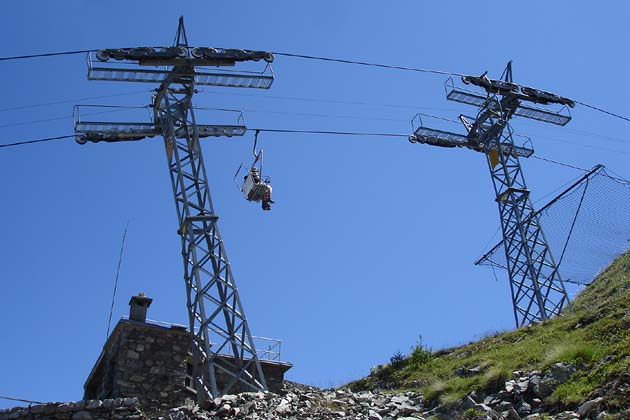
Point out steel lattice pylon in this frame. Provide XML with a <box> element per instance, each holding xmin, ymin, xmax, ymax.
<box><xmin>74</xmin><ymin>17</ymin><xmax>275</xmax><ymax>401</ymax></box>
<box><xmin>473</xmin><ymin>97</ymin><xmax>570</xmax><ymax>326</ymax></box>
<box><xmin>410</xmin><ymin>62</ymin><xmax>572</xmax><ymax>326</ymax></box>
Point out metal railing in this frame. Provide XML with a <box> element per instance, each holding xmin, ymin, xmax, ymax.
<box><xmin>120</xmin><ymin>316</ymin><xmax>283</xmax><ymax>362</ymax></box>
<box><xmin>251</xmin><ymin>335</ymin><xmax>282</xmax><ymax>362</ymax></box>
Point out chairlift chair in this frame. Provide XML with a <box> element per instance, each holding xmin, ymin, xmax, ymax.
<box><xmin>234</xmin><ymin>130</ymin><xmax>274</xmax><ymax>209</ymax></box>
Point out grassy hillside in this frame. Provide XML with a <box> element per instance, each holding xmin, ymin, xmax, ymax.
<box><xmin>350</xmin><ymin>252</ymin><xmax>630</xmax><ymax>412</ymax></box>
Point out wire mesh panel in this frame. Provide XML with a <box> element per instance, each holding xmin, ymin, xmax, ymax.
<box><xmin>477</xmin><ymin>166</ymin><xmax>630</xmax><ymax>293</ymax></box>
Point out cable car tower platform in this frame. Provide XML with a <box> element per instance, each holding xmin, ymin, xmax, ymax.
<box><xmin>409</xmin><ymin>62</ymin><xmax>574</xmax><ymax>327</ymax></box>
<box><xmin>74</xmin><ymin>17</ymin><xmax>276</xmax><ymax>402</ymax></box>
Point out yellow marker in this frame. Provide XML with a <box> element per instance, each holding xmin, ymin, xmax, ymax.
<box><xmin>488</xmin><ymin>149</ymin><xmax>500</xmax><ymax>168</ymax></box>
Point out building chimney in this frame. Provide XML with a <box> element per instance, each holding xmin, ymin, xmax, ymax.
<box><xmin>129</xmin><ymin>292</ymin><xmax>153</xmax><ymax>323</ymax></box>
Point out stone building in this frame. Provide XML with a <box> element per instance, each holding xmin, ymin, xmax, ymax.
<box><xmin>84</xmin><ymin>294</ymin><xmax>291</xmax><ymax>407</ymax></box>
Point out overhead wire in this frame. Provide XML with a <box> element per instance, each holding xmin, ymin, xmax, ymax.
<box><xmin>563</xmin><ymin>127</ymin><xmax>630</xmax><ymax>146</ymax></box>
<box><xmin>1</xmin><ymin>48</ymin><xmax>628</xmax><ymax>123</ymax></box>
<box><xmin>199</xmin><ymin>89</ymin><xmax>457</xmax><ymax>112</ymax></box>
<box><xmin>0</xmin><ymin>126</ymin><xmax>616</xmax><ymax>179</ymax></box>
<box><xmin>0</xmin><ymin>89</ymin><xmax>154</xmax><ymax>113</ymax></box>
<box><xmin>0</xmin><ymin>134</ymin><xmax>75</xmax><ymax>149</ymax></box>
<box><xmin>574</xmin><ymin>100</ymin><xmax>630</xmax><ymax>124</ymax></box>
<box><xmin>532</xmin><ymin>155</ymin><xmax>593</xmax><ymax>173</ymax></box>
<box><xmin>0</xmin><ymin>48</ymin><xmax>464</xmax><ymax>78</ymax></box>
<box><xmin>0</xmin><ymin>114</ymin><xmax>75</xmax><ymax>129</ymax></box>
<box><xmin>0</xmin><ymin>395</ymin><xmax>42</xmax><ymax>405</ymax></box>
<box><xmin>269</xmin><ymin>51</ymin><xmax>466</xmax><ymax>77</ymax></box>
<box><xmin>0</xmin><ymin>49</ymin><xmax>96</xmax><ymax>61</ymax></box>
<box><xmin>0</xmin><ymin>129</ymin><xmax>410</xmax><ymax>150</ymax></box>
<box><xmin>247</xmin><ymin>128</ymin><xmax>409</xmax><ymax>138</ymax></box>
<box><xmin>268</xmin><ymin>52</ymin><xmax>630</xmax><ymax>123</ymax></box>
<box><xmin>527</xmin><ymin>132</ymin><xmax>630</xmax><ymax>156</ymax></box>
<box><xmin>0</xmin><ymin>51</ymin><xmax>627</xmax><ymax>163</ymax></box>
<box><xmin>195</xmin><ymin>106</ymin><xmax>410</xmax><ymax>124</ymax></box>
<box><xmin>0</xmin><ymin>105</ymin><xmax>150</xmax><ymax>130</ymax></box>
<box><xmin>194</xmin><ymin>105</ymin><xmax>461</xmax><ymax>126</ymax></box>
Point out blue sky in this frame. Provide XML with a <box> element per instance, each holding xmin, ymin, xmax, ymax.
<box><xmin>1</xmin><ymin>0</ymin><xmax>629</xmax><ymax>407</ymax></box>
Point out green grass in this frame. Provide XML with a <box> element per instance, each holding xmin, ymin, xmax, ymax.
<box><xmin>348</xmin><ymin>252</ymin><xmax>630</xmax><ymax>411</ymax></box>
<box><xmin>461</xmin><ymin>408</ymin><xmax>485</xmax><ymax>420</ymax></box>
<box><xmin>544</xmin><ymin>342</ymin><xmax>598</xmax><ymax>366</ymax></box>
<box><xmin>481</xmin><ymin>365</ymin><xmax>511</xmax><ymax>391</ymax></box>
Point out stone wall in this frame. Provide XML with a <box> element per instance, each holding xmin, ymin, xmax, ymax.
<box><xmin>85</xmin><ymin>320</ymin><xmax>194</xmax><ymax>409</ymax></box>
<box><xmin>0</xmin><ymin>398</ymin><xmax>142</xmax><ymax>420</ymax></box>
<box><xmin>84</xmin><ymin>319</ymin><xmax>291</xmax><ymax>406</ymax></box>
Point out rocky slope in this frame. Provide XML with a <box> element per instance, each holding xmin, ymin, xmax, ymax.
<box><xmin>348</xmin><ymin>252</ymin><xmax>630</xmax><ymax>419</ymax></box>
<box><xmin>158</xmin><ymin>377</ymin><xmax>620</xmax><ymax>420</ymax></box>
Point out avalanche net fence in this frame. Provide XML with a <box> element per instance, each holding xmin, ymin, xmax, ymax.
<box><xmin>475</xmin><ymin>164</ymin><xmax>630</xmax><ymax>298</ymax></box>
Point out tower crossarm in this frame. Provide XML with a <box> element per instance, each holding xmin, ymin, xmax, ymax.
<box><xmin>409</xmin><ymin>112</ymin><xmax>534</xmax><ymax>158</ymax></box>
<box><xmin>462</xmin><ymin>73</ymin><xmax>575</xmax><ymax>108</ymax></box>
<box><xmin>445</xmin><ymin>77</ymin><xmax>572</xmax><ymax>126</ymax></box>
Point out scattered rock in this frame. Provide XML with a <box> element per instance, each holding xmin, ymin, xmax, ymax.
<box><xmin>577</xmin><ymin>397</ymin><xmax>603</xmax><ymax>417</ymax></box>
<box><xmin>548</xmin><ymin>363</ymin><xmax>577</xmax><ymax>383</ymax></box>
<box><xmin>455</xmin><ymin>365</ymin><xmax>482</xmax><ymax>377</ymax></box>
<box><xmin>367</xmin><ymin>409</ymin><xmax>382</xmax><ymax>420</ymax></box>
<box><xmin>516</xmin><ymin>401</ymin><xmax>531</xmax><ymax>416</ymax></box>
<box><xmin>501</xmin><ymin>407</ymin><xmax>522</xmax><ymax>420</ymax></box>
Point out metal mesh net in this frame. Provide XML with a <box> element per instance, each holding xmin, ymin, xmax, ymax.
<box><xmin>476</xmin><ymin>166</ymin><xmax>630</xmax><ymax>290</ymax></box>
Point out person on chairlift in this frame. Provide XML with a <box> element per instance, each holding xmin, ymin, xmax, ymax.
<box><xmin>244</xmin><ymin>167</ymin><xmax>274</xmax><ymax>211</ymax></box>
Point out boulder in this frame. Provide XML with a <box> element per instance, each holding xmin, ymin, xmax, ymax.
<box><xmin>368</xmin><ymin>409</ymin><xmax>382</xmax><ymax>420</ymax></box>
<box><xmin>501</xmin><ymin>407</ymin><xmax>522</xmax><ymax>420</ymax></box>
<box><xmin>548</xmin><ymin>363</ymin><xmax>577</xmax><ymax>383</ymax></box>
<box><xmin>577</xmin><ymin>397</ymin><xmax>603</xmax><ymax>417</ymax></box>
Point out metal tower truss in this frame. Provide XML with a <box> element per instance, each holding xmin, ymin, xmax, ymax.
<box><xmin>409</xmin><ymin>63</ymin><xmax>572</xmax><ymax>327</ymax></box>
<box><xmin>74</xmin><ymin>17</ymin><xmax>274</xmax><ymax>401</ymax></box>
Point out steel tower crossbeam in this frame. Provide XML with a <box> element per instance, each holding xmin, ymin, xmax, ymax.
<box><xmin>410</xmin><ymin>63</ymin><xmax>572</xmax><ymax>327</ymax></box>
<box><xmin>74</xmin><ymin>17</ymin><xmax>274</xmax><ymax>402</ymax></box>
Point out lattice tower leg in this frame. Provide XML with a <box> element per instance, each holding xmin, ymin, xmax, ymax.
<box><xmin>485</xmin><ymin>124</ymin><xmax>571</xmax><ymax>327</ymax></box>
<box><xmin>155</xmin><ymin>72</ymin><xmax>267</xmax><ymax>401</ymax></box>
